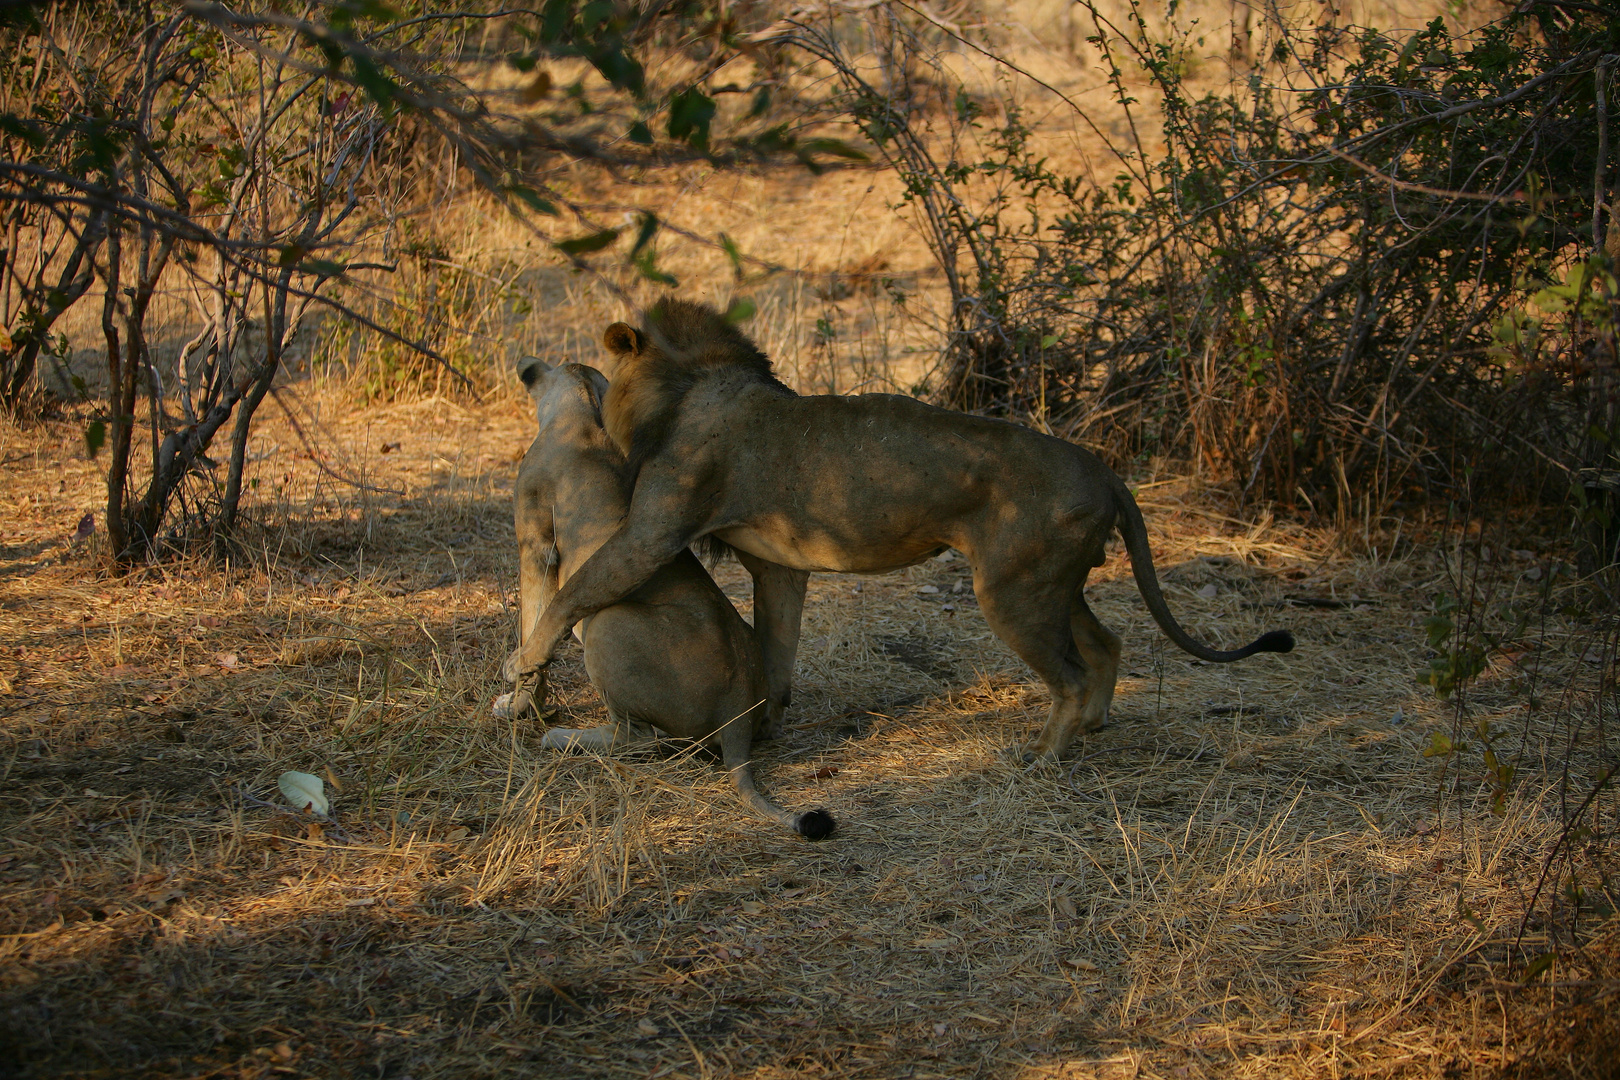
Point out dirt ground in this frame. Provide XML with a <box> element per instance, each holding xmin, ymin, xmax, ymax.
<box><xmin>1</xmin><ymin>377</ymin><xmax>1617</xmax><ymax>1080</ymax></box>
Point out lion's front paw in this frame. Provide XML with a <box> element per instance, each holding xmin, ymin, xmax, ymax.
<box><xmin>502</xmin><ymin>648</ymin><xmax>539</xmax><ymax>683</ymax></box>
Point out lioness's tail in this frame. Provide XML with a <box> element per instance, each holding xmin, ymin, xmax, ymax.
<box><xmin>1111</xmin><ymin>477</ymin><xmax>1295</xmax><ymax>662</ymax></box>
<box><xmin>731</xmin><ymin>762</ymin><xmax>837</xmax><ymax>841</ymax></box>
<box><xmin>719</xmin><ymin>703</ymin><xmax>835</xmax><ymax>841</ymax></box>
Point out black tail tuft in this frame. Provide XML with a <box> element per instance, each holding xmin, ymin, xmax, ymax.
<box><xmin>1255</xmin><ymin>629</ymin><xmax>1295</xmax><ymax>654</ymax></box>
<box><xmin>794</xmin><ymin>809</ymin><xmax>836</xmax><ymax>841</ymax></box>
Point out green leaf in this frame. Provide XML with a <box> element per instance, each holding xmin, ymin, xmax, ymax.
<box><xmin>724</xmin><ymin>297</ymin><xmax>756</xmax><ymax>324</ymax></box>
<box><xmin>1423</xmin><ymin>612</ymin><xmax>1453</xmax><ymax>650</ymax></box>
<box><xmin>555</xmin><ymin>228</ymin><xmax>620</xmax><ymax>256</ymax></box>
<box><xmin>627</xmin><ymin>120</ymin><xmax>653</xmax><ymax>145</ymax></box>
<box><xmin>508</xmin><ymin>186</ymin><xmax>558</xmax><ymax>216</ymax></box>
<box><xmin>795</xmin><ymin>137</ymin><xmax>868</xmax><ymax>163</ymax></box>
<box><xmin>629</xmin><ymin>212</ymin><xmax>658</xmax><ymax>257</ymax></box>
<box><xmin>1421</xmin><ymin>731</ymin><xmax>1454</xmax><ymax>758</ymax></box>
<box><xmin>299</xmin><ymin>259</ymin><xmax>348</xmax><ymax>278</ymax></box>
<box><xmin>632</xmin><ymin>247</ymin><xmax>677</xmax><ymax>286</ymax></box>
<box><xmin>667</xmin><ymin>88</ymin><xmax>716</xmax><ymax>150</ymax></box>
<box><xmin>589</xmin><ymin>45</ymin><xmax>645</xmax><ymax>97</ymax></box>
<box><xmin>0</xmin><ymin>113</ymin><xmax>46</xmax><ymax>149</ymax></box>
<box><xmin>719</xmin><ymin>233</ymin><xmax>743</xmax><ymax>279</ymax></box>
<box><xmin>539</xmin><ymin>0</ymin><xmax>569</xmax><ymax>45</ymax></box>
<box><xmin>1041</xmin><ymin>334</ymin><xmax>1060</xmax><ymax>349</ymax></box>
<box><xmin>350</xmin><ymin>54</ymin><xmax>398</xmax><ymax>115</ymax></box>
<box><xmin>278</xmin><ymin>244</ymin><xmax>308</xmax><ymax>267</ymax></box>
<box><xmin>333</xmin><ymin>0</ymin><xmax>401</xmax><ymax>23</ymax></box>
<box><xmin>84</xmin><ymin>420</ymin><xmax>105</xmax><ymax>459</ymax></box>
<box><xmin>1522</xmin><ymin>951</ymin><xmax>1556</xmax><ymax>982</ymax></box>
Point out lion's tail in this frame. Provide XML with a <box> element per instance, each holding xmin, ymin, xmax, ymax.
<box><xmin>1110</xmin><ymin>476</ymin><xmax>1295</xmax><ymax>662</ymax></box>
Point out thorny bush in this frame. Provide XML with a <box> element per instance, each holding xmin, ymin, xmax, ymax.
<box><xmin>797</xmin><ymin>0</ymin><xmax>1620</xmax><ymax>531</ymax></box>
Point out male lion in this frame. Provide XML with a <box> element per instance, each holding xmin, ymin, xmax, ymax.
<box><xmin>501</xmin><ymin>356</ymin><xmax>833</xmax><ymax>840</ymax></box>
<box><xmin>504</xmin><ymin>301</ymin><xmax>1294</xmax><ymax>763</ymax></box>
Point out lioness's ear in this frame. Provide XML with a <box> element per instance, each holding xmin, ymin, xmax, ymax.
<box><xmin>579</xmin><ymin>365</ymin><xmax>610</xmax><ymax>400</ymax></box>
<box><xmin>517</xmin><ymin>355</ymin><xmax>552</xmax><ymax>390</ymax></box>
<box><xmin>602</xmin><ymin>322</ymin><xmax>641</xmax><ymax>356</ymax></box>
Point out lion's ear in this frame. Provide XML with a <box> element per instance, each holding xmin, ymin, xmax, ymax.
<box><xmin>602</xmin><ymin>322</ymin><xmax>641</xmax><ymax>356</ymax></box>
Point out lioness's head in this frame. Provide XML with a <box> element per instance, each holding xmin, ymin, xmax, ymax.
<box><xmin>517</xmin><ymin>356</ymin><xmax>609</xmax><ymax>430</ymax></box>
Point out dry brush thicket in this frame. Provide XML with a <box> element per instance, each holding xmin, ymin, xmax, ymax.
<box><xmin>3</xmin><ymin>1</ymin><xmax>1619</xmax><ymax>1078</ymax></box>
<box><xmin>2</xmin><ymin>408</ymin><xmax>1617</xmax><ymax>1077</ymax></box>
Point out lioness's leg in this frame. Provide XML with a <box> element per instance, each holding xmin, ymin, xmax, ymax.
<box><xmin>507</xmin><ymin>520</ymin><xmax>556</xmax><ymax>721</ymax></box>
<box><xmin>735</xmin><ymin>550</ymin><xmax>808</xmax><ymax>739</ymax></box>
<box><xmin>1070</xmin><ymin>591</ymin><xmax>1122</xmax><ymax>735</ymax></box>
<box><xmin>974</xmin><ymin>567</ymin><xmax>1090</xmax><ymax>762</ymax></box>
<box><xmin>541</xmin><ymin>709</ymin><xmax>659</xmax><ymax>752</ymax></box>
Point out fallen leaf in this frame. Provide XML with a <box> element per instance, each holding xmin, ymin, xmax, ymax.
<box><xmin>69</xmin><ymin>513</ymin><xmax>94</xmax><ymax>544</ymax></box>
<box><xmin>214</xmin><ymin>652</ymin><xmax>239</xmax><ymax>670</ymax></box>
<box><xmin>917</xmin><ymin>584</ymin><xmax>940</xmax><ymax>594</ymax></box>
<box><xmin>813</xmin><ymin>765</ymin><xmax>840</xmax><ymax>780</ymax></box>
<box><xmin>305</xmin><ymin>821</ymin><xmax>325</xmax><ymax>841</ymax></box>
<box><xmin>446</xmin><ymin>825</ymin><xmax>470</xmax><ymax>842</ymax></box>
<box><xmin>277</xmin><ymin>771</ymin><xmax>330</xmax><ymax>816</ymax></box>
<box><xmin>344</xmin><ymin>897</ymin><xmax>375</xmax><ymax>907</ymax></box>
<box><xmin>1066</xmin><ymin>957</ymin><xmax>1099</xmax><ymax>971</ymax></box>
<box><xmin>636</xmin><ymin>1018</ymin><xmax>659</xmax><ymax>1037</ymax></box>
<box><xmin>741</xmin><ymin>900</ymin><xmax>765</xmax><ymax>915</ymax></box>
<box><xmin>271</xmin><ymin>1043</ymin><xmax>296</xmax><ymax>1064</ymax></box>
<box><xmin>1055</xmin><ymin>895</ymin><xmax>1077</xmax><ymax>920</ymax></box>
<box><xmin>380</xmin><ymin>441</ymin><xmax>401</xmax><ymax>454</ymax></box>
<box><xmin>1196</xmin><ymin>583</ymin><xmax>1218</xmax><ymax>599</ymax></box>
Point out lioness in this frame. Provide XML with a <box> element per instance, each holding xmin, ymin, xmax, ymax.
<box><xmin>504</xmin><ymin>301</ymin><xmax>1294</xmax><ymax>762</ymax></box>
<box><xmin>503</xmin><ymin>356</ymin><xmax>833</xmax><ymax>840</ymax></box>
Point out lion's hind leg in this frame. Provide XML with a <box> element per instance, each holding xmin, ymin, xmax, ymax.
<box><xmin>1070</xmin><ymin>591</ymin><xmax>1122</xmax><ymax>736</ymax></box>
<box><xmin>974</xmin><ymin>566</ymin><xmax>1092</xmax><ymax>763</ymax></box>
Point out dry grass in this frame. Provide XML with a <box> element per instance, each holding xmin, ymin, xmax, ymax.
<box><xmin>2</xmin><ymin>382</ymin><xmax>1618</xmax><ymax>1079</ymax></box>
<box><xmin>4</xmin><ymin>5</ymin><xmax>1618</xmax><ymax>1074</ymax></box>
